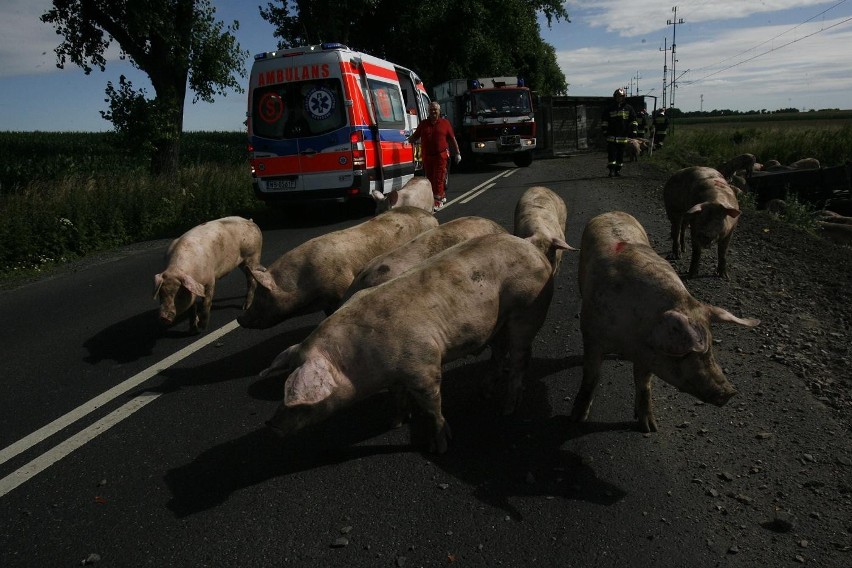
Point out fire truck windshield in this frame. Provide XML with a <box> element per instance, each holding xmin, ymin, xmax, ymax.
<box><xmin>472</xmin><ymin>89</ymin><xmax>531</xmax><ymax>117</ymax></box>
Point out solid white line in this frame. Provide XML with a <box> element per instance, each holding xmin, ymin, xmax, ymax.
<box><xmin>0</xmin><ymin>319</ymin><xmax>240</xmax><ymax>468</ymax></box>
<box><xmin>0</xmin><ymin>392</ymin><xmax>161</xmax><ymax>498</ymax></box>
<box><xmin>461</xmin><ymin>183</ymin><xmax>496</xmax><ymax>203</ymax></box>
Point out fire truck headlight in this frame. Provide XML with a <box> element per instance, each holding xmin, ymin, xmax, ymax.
<box><xmin>474</xmin><ymin>142</ymin><xmax>486</xmax><ymax>149</ymax></box>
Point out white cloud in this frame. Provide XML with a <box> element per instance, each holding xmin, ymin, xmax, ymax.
<box><xmin>0</xmin><ymin>0</ymin><xmax>61</xmax><ymax>77</ymax></box>
<box><xmin>565</xmin><ymin>0</ymin><xmax>837</xmax><ymax>37</ymax></box>
<box><xmin>554</xmin><ymin>10</ymin><xmax>852</xmax><ymax>111</ymax></box>
<box><xmin>0</xmin><ymin>0</ymin><xmax>125</xmax><ymax>78</ymax></box>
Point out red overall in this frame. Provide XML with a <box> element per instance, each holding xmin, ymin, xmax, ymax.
<box><xmin>410</xmin><ymin>117</ymin><xmax>457</xmax><ymax>200</ymax></box>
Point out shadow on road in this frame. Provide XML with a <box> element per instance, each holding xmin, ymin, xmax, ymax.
<box><xmin>164</xmin><ymin>353</ymin><xmax>629</xmax><ymax>519</ymax></box>
<box><xmin>151</xmin><ymin>325</ymin><xmax>316</xmax><ymax>395</ymax></box>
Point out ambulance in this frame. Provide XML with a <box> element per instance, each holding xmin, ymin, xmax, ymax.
<box><xmin>247</xmin><ymin>43</ymin><xmax>431</xmax><ymax>205</ymax></box>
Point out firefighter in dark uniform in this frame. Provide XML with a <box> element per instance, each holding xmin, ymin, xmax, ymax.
<box><xmin>652</xmin><ymin>107</ymin><xmax>669</xmax><ymax>149</ymax></box>
<box><xmin>601</xmin><ymin>88</ymin><xmax>638</xmax><ymax>177</ymax></box>
<box><xmin>636</xmin><ymin>106</ymin><xmax>650</xmax><ymax>139</ymax></box>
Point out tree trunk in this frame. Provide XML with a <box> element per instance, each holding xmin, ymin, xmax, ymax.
<box><xmin>151</xmin><ymin>134</ymin><xmax>181</xmax><ymax>178</ymax></box>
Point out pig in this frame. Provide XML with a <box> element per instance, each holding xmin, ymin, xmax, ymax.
<box><xmin>260</xmin><ymin>233</ymin><xmax>559</xmax><ymax>453</ymax></box>
<box><xmin>341</xmin><ymin>216</ymin><xmax>507</xmax><ymax>303</ymax></box>
<box><xmin>370</xmin><ymin>176</ymin><xmax>434</xmax><ymax>214</ymax></box>
<box><xmin>717</xmin><ymin>153</ymin><xmax>756</xmax><ymax>179</ymax></box>
<box><xmin>624</xmin><ymin>138</ymin><xmax>641</xmax><ymax>162</ymax></box>
<box><xmin>154</xmin><ymin>216</ymin><xmax>262</xmax><ymax>333</ymax></box>
<box><xmin>818</xmin><ymin>221</ymin><xmax>852</xmax><ymax>246</ymax></box>
<box><xmin>663</xmin><ymin>166</ymin><xmax>741</xmax><ymax>280</ymax></box>
<box><xmin>237</xmin><ymin>206</ymin><xmax>438</xmax><ymax>329</ymax></box>
<box><xmin>512</xmin><ymin>185</ymin><xmax>574</xmax><ymax>275</ymax></box>
<box><xmin>789</xmin><ymin>157</ymin><xmax>820</xmax><ymax>170</ymax></box>
<box><xmin>571</xmin><ymin>211</ymin><xmax>760</xmax><ymax>432</ymax></box>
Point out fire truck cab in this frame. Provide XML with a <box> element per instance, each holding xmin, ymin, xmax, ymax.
<box><xmin>434</xmin><ymin>76</ymin><xmax>536</xmax><ymax>168</ymax></box>
<box><xmin>247</xmin><ymin>43</ymin><xmax>430</xmax><ymax>205</ymax></box>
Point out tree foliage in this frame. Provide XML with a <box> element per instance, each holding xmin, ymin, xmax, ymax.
<box><xmin>259</xmin><ymin>0</ymin><xmax>569</xmax><ymax>95</ymax></box>
<box><xmin>41</xmin><ymin>0</ymin><xmax>248</xmax><ymax>176</ymax></box>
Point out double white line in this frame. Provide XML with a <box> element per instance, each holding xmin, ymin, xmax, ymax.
<box><xmin>0</xmin><ymin>320</ymin><xmax>240</xmax><ymax>498</ymax></box>
<box><xmin>442</xmin><ymin>168</ymin><xmax>516</xmax><ymax>210</ymax></box>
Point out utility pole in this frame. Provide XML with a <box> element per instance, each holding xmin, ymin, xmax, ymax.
<box><xmin>700</xmin><ymin>94</ymin><xmax>704</xmax><ymax>112</ymax></box>
<box><xmin>668</xmin><ymin>6</ymin><xmax>684</xmax><ymax>109</ymax></box>
<box><xmin>660</xmin><ymin>37</ymin><xmax>670</xmax><ymax>108</ymax></box>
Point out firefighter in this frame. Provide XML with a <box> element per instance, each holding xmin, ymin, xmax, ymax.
<box><xmin>601</xmin><ymin>88</ymin><xmax>638</xmax><ymax>177</ymax></box>
<box><xmin>636</xmin><ymin>106</ymin><xmax>650</xmax><ymax>139</ymax></box>
<box><xmin>652</xmin><ymin>107</ymin><xmax>669</xmax><ymax>149</ymax></box>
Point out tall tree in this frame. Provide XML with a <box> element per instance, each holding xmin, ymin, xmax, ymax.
<box><xmin>41</xmin><ymin>0</ymin><xmax>248</xmax><ymax>176</ymax></box>
<box><xmin>258</xmin><ymin>0</ymin><xmax>569</xmax><ymax>95</ymax></box>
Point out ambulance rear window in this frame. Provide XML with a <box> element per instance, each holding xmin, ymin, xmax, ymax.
<box><xmin>252</xmin><ymin>78</ymin><xmax>346</xmax><ymax>139</ymax></box>
<box><xmin>367</xmin><ymin>79</ymin><xmax>406</xmax><ymax>129</ymax></box>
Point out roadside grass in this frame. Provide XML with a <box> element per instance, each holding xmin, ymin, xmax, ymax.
<box><xmin>649</xmin><ymin>119</ymin><xmax>851</xmax><ymax>230</ymax></box>
<box><xmin>0</xmin><ymin>131</ymin><xmax>262</xmax><ymax>282</ymax></box>
<box><xmin>1</xmin><ymin>118</ymin><xmax>849</xmax><ymax>282</ymax></box>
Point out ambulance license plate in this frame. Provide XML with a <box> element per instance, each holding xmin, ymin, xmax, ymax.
<box><xmin>266</xmin><ymin>178</ymin><xmax>297</xmax><ymax>190</ymax></box>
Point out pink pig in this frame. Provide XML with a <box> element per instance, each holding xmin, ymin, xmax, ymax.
<box><xmin>154</xmin><ymin>216</ymin><xmax>262</xmax><ymax>333</ymax></box>
<box><xmin>572</xmin><ymin>211</ymin><xmax>759</xmax><ymax>432</ymax></box>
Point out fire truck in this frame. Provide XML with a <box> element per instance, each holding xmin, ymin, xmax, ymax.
<box><xmin>434</xmin><ymin>76</ymin><xmax>536</xmax><ymax>167</ymax></box>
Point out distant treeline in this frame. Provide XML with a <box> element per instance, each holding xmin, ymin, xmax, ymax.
<box><xmin>665</xmin><ymin>107</ymin><xmax>848</xmax><ymax>120</ymax></box>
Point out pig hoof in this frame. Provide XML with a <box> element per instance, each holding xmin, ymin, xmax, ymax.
<box><xmin>429</xmin><ymin>422</ymin><xmax>452</xmax><ymax>454</ymax></box>
<box><xmin>637</xmin><ymin>417</ymin><xmax>658</xmax><ymax>433</ymax></box>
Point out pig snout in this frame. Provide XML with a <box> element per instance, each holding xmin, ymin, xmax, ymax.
<box><xmin>158</xmin><ymin>307</ymin><xmax>176</xmax><ymax>327</ymax></box>
<box><xmin>700</xmin><ymin>381</ymin><xmax>737</xmax><ymax>407</ymax></box>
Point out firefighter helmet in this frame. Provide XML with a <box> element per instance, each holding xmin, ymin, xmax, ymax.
<box><xmin>613</xmin><ymin>88</ymin><xmax>626</xmax><ymax>98</ymax></box>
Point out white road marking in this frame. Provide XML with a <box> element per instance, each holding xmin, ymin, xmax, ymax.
<box><xmin>0</xmin><ymin>167</ymin><xmax>518</xmax><ymax>498</ymax></box>
<box><xmin>461</xmin><ymin>183</ymin><xmax>496</xmax><ymax>203</ymax></box>
<box><xmin>443</xmin><ymin>168</ymin><xmax>512</xmax><ymax>209</ymax></box>
<box><xmin>0</xmin><ymin>320</ymin><xmax>240</xmax><ymax>470</ymax></box>
<box><xmin>0</xmin><ymin>392</ymin><xmax>161</xmax><ymax>498</ymax></box>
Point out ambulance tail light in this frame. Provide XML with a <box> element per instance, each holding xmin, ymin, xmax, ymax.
<box><xmin>350</xmin><ymin>130</ymin><xmax>366</xmax><ymax>169</ymax></box>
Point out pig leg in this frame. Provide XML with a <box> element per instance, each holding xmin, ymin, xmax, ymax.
<box><xmin>481</xmin><ymin>327</ymin><xmax>510</xmax><ymax>400</ymax></box>
<box><xmin>633</xmin><ymin>365</ymin><xmax>658</xmax><ymax>432</ymax></box>
<box><xmin>687</xmin><ymin>239</ymin><xmax>704</xmax><ymax>279</ymax></box>
<box><xmin>197</xmin><ymin>283</ymin><xmax>215</xmax><ymax>330</ymax></box>
<box><xmin>571</xmin><ymin>345</ymin><xmax>604</xmax><ymax>422</ymax></box>
<box><xmin>716</xmin><ymin>233</ymin><xmax>732</xmax><ymax>280</ymax></box>
<box><xmin>406</xmin><ymin>375</ymin><xmax>452</xmax><ymax>454</ymax></box>
<box><xmin>389</xmin><ymin>385</ymin><xmax>411</xmax><ymax>429</ymax></box>
<box><xmin>669</xmin><ymin>219</ymin><xmax>683</xmax><ymax>259</ymax></box>
<box><xmin>240</xmin><ymin>264</ymin><xmax>257</xmax><ymax>310</ymax></box>
<box><xmin>188</xmin><ymin>300</ymin><xmax>200</xmax><ymax>333</ymax></box>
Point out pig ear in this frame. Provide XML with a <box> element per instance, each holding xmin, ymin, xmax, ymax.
<box><xmin>707</xmin><ymin>305</ymin><xmax>760</xmax><ymax>327</ymax></box>
<box><xmin>249</xmin><ymin>266</ymin><xmax>278</xmax><ymax>292</ymax></box>
<box><xmin>650</xmin><ymin>310</ymin><xmax>709</xmax><ymax>356</ymax></box>
<box><xmin>550</xmin><ymin>237</ymin><xmax>577</xmax><ymax>252</ymax></box>
<box><xmin>259</xmin><ymin>344</ymin><xmax>301</xmax><ymax>378</ymax></box>
<box><xmin>153</xmin><ymin>273</ymin><xmax>164</xmax><ymax>299</ymax></box>
<box><xmin>180</xmin><ymin>273</ymin><xmax>206</xmax><ymax>297</ymax></box>
<box><xmin>686</xmin><ymin>202</ymin><xmax>707</xmax><ymax>215</ymax></box>
<box><xmin>282</xmin><ymin>357</ymin><xmax>336</xmax><ymax>407</ymax></box>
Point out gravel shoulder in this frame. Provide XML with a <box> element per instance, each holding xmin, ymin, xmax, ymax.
<box><xmin>624</xmin><ymin>156</ymin><xmax>852</xmax><ymax>432</ymax></box>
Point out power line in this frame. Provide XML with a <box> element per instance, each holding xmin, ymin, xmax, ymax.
<box><xmin>691</xmin><ymin>0</ymin><xmax>849</xmax><ymax>73</ymax></box>
<box><xmin>688</xmin><ymin>15</ymin><xmax>852</xmax><ymax>86</ymax></box>
<box><xmin>667</xmin><ymin>6</ymin><xmax>685</xmax><ymax>108</ymax></box>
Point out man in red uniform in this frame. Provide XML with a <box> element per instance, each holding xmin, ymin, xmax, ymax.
<box><xmin>407</xmin><ymin>102</ymin><xmax>461</xmax><ymax>211</ymax></box>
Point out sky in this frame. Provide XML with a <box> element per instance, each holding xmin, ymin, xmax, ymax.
<box><xmin>1</xmin><ymin>0</ymin><xmax>850</xmax><ymax>132</ymax></box>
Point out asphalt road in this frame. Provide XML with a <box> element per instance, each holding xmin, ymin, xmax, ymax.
<box><xmin>1</xmin><ymin>153</ymin><xmax>850</xmax><ymax>567</ymax></box>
